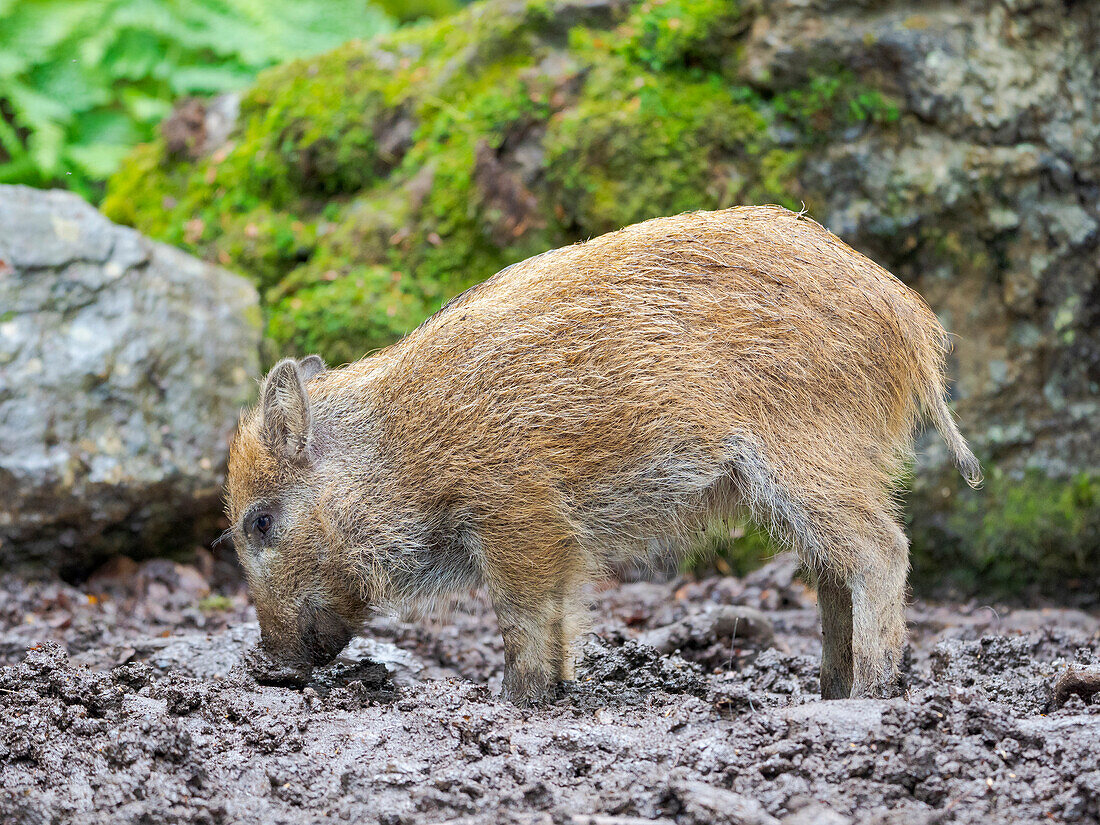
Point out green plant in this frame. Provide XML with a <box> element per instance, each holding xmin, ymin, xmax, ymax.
<box><xmin>616</xmin><ymin>0</ymin><xmax>745</xmax><ymax>73</ymax></box>
<box><xmin>909</xmin><ymin>470</ymin><xmax>1100</xmax><ymax>598</ymax></box>
<box><xmin>683</xmin><ymin>515</ymin><xmax>775</xmax><ymax>577</ymax></box>
<box><xmin>0</xmin><ymin>0</ymin><xmax>392</xmax><ymax>200</ymax></box>
<box><xmin>197</xmin><ymin>594</ymin><xmax>234</xmax><ymax>612</ymax></box>
<box><xmin>373</xmin><ymin>0</ymin><xmax>464</xmax><ymax>23</ymax></box>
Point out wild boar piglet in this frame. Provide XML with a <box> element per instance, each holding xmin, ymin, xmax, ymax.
<box><xmin>226</xmin><ymin>206</ymin><xmax>981</xmax><ymax>705</ymax></box>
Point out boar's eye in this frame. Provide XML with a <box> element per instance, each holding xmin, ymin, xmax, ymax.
<box><xmin>252</xmin><ymin>513</ymin><xmax>274</xmax><ymax>535</ymax></box>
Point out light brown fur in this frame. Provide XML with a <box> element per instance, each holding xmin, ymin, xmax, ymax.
<box><xmin>226</xmin><ymin>206</ymin><xmax>980</xmax><ymax>704</ymax></box>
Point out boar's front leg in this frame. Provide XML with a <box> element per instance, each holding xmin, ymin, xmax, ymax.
<box><xmin>481</xmin><ymin>515</ymin><xmax>586</xmax><ymax>705</ymax></box>
<box><xmin>491</xmin><ymin>581</ymin><xmax>585</xmax><ymax>705</ymax></box>
<box><xmin>493</xmin><ymin>594</ymin><xmax>560</xmax><ymax>706</ymax></box>
<box><xmin>818</xmin><ymin>573</ymin><xmax>854</xmax><ymax>700</ymax></box>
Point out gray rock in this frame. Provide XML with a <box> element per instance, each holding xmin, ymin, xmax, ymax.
<box><xmin>781</xmin><ymin>699</ymin><xmax>885</xmax><ymax>741</ymax></box>
<box><xmin>0</xmin><ymin>185</ymin><xmax>261</xmax><ymax>572</ymax></box>
<box><xmin>781</xmin><ymin>805</ymin><xmax>851</xmax><ymax>825</ymax></box>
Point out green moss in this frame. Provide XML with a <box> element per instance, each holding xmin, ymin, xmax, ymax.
<box><xmin>267</xmin><ymin>266</ymin><xmax>435</xmax><ymax>364</ymax></box>
<box><xmin>616</xmin><ymin>0</ymin><xmax>746</xmax><ymax>73</ymax></box>
<box><xmin>234</xmin><ymin>48</ymin><xmax>409</xmax><ymax>203</ymax></box>
<box><xmin>215</xmin><ymin>207</ymin><xmax>319</xmax><ymax>291</ymax></box>
<box><xmin>544</xmin><ymin>66</ymin><xmax>767</xmax><ymax>235</ymax></box>
<box><xmin>683</xmin><ymin>515</ymin><xmax>775</xmax><ymax>577</ymax></box>
<box><xmin>909</xmin><ymin>470</ymin><xmax>1100</xmax><ymax>598</ymax></box>
<box><xmin>197</xmin><ymin>595</ymin><xmax>235</xmax><ymax>613</ymax></box>
<box><xmin>374</xmin><ymin>0</ymin><xmax>463</xmax><ymax>23</ymax></box>
<box><xmin>771</xmin><ymin>72</ymin><xmax>899</xmax><ymax>143</ymax></box>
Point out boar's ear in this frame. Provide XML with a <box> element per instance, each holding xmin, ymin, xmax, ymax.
<box><xmin>297</xmin><ymin>354</ymin><xmax>327</xmax><ymax>382</ymax></box>
<box><xmin>261</xmin><ymin>358</ymin><xmax>312</xmax><ymax>461</ymax></box>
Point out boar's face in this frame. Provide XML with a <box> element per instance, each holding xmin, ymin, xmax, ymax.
<box><xmin>225</xmin><ymin>356</ymin><xmax>361</xmax><ymax>670</ymax></box>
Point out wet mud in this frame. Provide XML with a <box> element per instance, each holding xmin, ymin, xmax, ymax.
<box><xmin>1</xmin><ymin>554</ymin><xmax>1098</xmax><ymax>824</ymax></box>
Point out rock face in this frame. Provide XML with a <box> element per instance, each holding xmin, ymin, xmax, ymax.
<box><xmin>102</xmin><ymin>0</ymin><xmax>1098</xmax><ymax>594</ymax></box>
<box><xmin>0</xmin><ymin>185</ymin><xmax>261</xmax><ymax>573</ymax></box>
<box><xmin>746</xmin><ymin>0</ymin><xmax>1099</xmax><ymax>471</ymax></box>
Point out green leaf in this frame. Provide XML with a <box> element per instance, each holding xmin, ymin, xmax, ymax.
<box><xmin>0</xmin><ymin>50</ymin><xmax>31</xmax><ymax>78</ymax></box>
<box><xmin>0</xmin><ymin>1</ymin><xmax>102</xmax><ymax>63</ymax></box>
<box><xmin>0</xmin><ymin>0</ymin><xmax>396</xmax><ymax>200</ymax></box>
<box><xmin>100</xmin><ymin>27</ymin><xmax>168</xmax><ymax>81</ymax></box>
<box><xmin>0</xmin><ymin>115</ymin><xmax>24</xmax><ymax>159</ymax></box>
<box><xmin>6</xmin><ymin>78</ymin><xmax>73</xmax><ymax>127</ymax></box>
<box><xmin>168</xmin><ymin>63</ymin><xmax>255</xmax><ymax>94</ymax></box>
<box><xmin>27</xmin><ymin>118</ymin><xmax>64</xmax><ymax>176</ymax></box>
<box><xmin>0</xmin><ymin>154</ymin><xmax>45</xmax><ymax>184</ymax></box>
<box><xmin>28</xmin><ymin>56</ymin><xmax>109</xmax><ymax>113</ymax></box>
<box><xmin>67</xmin><ymin>140</ymin><xmax>131</xmax><ymax>177</ymax></box>
<box><xmin>69</xmin><ymin>108</ymin><xmax>141</xmax><ymax>147</ymax></box>
<box><xmin>119</xmin><ymin>87</ymin><xmax>172</xmax><ymax>124</ymax></box>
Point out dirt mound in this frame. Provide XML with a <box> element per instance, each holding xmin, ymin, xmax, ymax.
<box><xmin>2</xmin><ymin>557</ymin><xmax>1099</xmax><ymax>824</ymax></box>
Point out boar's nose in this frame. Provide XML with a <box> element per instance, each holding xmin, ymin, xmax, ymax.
<box><xmin>298</xmin><ymin>601</ymin><xmax>354</xmax><ymax>666</ymax></box>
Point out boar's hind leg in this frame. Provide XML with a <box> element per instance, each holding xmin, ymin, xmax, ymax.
<box><xmin>843</xmin><ymin>516</ymin><xmax>909</xmax><ymax>699</ymax></box>
<box><xmin>730</xmin><ymin>436</ymin><xmax>907</xmax><ymax>699</ymax></box>
<box><xmin>818</xmin><ymin>574</ymin><xmax>854</xmax><ymax>699</ymax></box>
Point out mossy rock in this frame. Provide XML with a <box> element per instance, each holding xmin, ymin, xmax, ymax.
<box><xmin>103</xmin><ymin>0</ymin><xmax>898</xmax><ymax>364</ymax></box>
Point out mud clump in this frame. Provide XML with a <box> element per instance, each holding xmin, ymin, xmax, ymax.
<box><xmin>244</xmin><ymin>641</ymin><xmax>397</xmax><ymax>704</ymax></box>
<box><xmin>569</xmin><ymin>636</ymin><xmax>709</xmax><ymax>710</ymax></box>
<box><xmin>2</xmin><ymin>561</ymin><xmax>1100</xmax><ymax>824</ymax></box>
<box><xmin>245</xmin><ymin>643</ymin><xmax>312</xmax><ymax>688</ymax></box>
<box><xmin>638</xmin><ymin>604</ymin><xmax>777</xmax><ymax>670</ymax></box>
<box><xmin>927</xmin><ymin>634</ymin><xmax>1098</xmax><ymax>715</ymax></box>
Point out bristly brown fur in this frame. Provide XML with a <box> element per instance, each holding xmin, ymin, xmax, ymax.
<box><xmin>225</xmin><ymin>206</ymin><xmax>980</xmax><ymax>704</ymax></box>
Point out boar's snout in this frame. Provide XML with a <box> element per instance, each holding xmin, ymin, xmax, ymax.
<box><xmin>298</xmin><ymin>601</ymin><xmax>354</xmax><ymax>666</ymax></box>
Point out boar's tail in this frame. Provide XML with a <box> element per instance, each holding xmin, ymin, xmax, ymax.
<box><xmin>928</xmin><ymin>390</ymin><xmax>983</xmax><ymax>488</ymax></box>
<box><xmin>918</xmin><ymin>331</ymin><xmax>983</xmax><ymax>489</ymax></box>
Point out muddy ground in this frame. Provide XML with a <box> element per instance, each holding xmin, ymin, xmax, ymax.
<box><xmin>1</xmin><ymin>553</ymin><xmax>1098</xmax><ymax>825</ymax></box>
